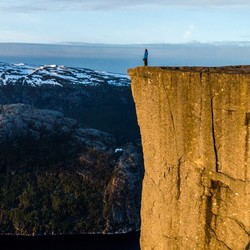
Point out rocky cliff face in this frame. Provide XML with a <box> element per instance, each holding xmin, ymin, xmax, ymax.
<box><xmin>129</xmin><ymin>66</ymin><xmax>250</xmax><ymax>250</ymax></box>
<box><xmin>0</xmin><ymin>104</ymin><xmax>143</xmax><ymax>235</ymax></box>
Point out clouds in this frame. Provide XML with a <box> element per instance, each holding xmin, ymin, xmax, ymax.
<box><xmin>1</xmin><ymin>0</ymin><xmax>250</xmax><ymax>45</ymax></box>
<box><xmin>1</xmin><ymin>0</ymin><xmax>250</xmax><ymax>13</ymax></box>
<box><xmin>184</xmin><ymin>25</ymin><xmax>195</xmax><ymax>40</ymax></box>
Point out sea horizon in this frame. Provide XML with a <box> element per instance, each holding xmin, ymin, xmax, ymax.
<box><xmin>1</xmin><ymin>42</ymin><xmax>250</xmax><ymax>74</ymax></box>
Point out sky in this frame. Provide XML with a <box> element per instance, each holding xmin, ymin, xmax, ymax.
<box><xmin>1</xmin><ymin>0</ymin><xmax>250</xmax><ymax>44</ymax></box>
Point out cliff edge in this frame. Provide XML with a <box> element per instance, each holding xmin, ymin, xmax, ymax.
<box><xmin>129</xmin><ymin>66</ymin><xmax>250</xmax><ymax>250</ymax></box>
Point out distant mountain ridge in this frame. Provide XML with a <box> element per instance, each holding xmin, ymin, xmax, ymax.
<box><xmin>0</xmin><ymin>62</ymin><xmax>139</xmax><ymax>143</ymax></box>
<box><xmin>0</xmin><ymin>62</ymin><xmax>143</xmax><ymax>235</ymax></box>
<box><xmin>0</xmin><ymin>62</ymin><xmax>130</xmax><ymax>87</ymax></box>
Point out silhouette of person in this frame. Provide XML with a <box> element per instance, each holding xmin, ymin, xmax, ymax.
<box><xmin>143</xmin><ymin>49</ymin><xmax>148</xmax><ymax>66</ymax></box>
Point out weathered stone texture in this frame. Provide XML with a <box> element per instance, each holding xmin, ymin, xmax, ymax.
<box><xmin>129</xmin><ymin>66</ymin><xmax>250</xmax><ymax>250</ymax></box>
<box><xmin>0</xmin><ymin>104</ymin><xmax>143</xmax><ymax>235</ymax></box>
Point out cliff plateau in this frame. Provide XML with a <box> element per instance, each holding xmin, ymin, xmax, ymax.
<box><xmin>129</xmin><ymin>66</ymin><xmax>250</xmax><ymax>250</ymax></box>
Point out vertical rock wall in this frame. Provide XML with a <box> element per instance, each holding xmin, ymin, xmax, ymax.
<box><xmin>129</xmin><ymin>66</ymin><xmax>250</xmax><ymax>250</ymax></box>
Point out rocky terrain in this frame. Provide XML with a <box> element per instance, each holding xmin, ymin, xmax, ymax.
<box><xmin>0</xmin><ymin>62</ymin><xmax>140</xmax><ymax>143</ymax></box>
<box><xmin>0</xmin><ymin>62</ymin><xmax>143</xmax><ymax>236</ymax></box>
<box><xmin>0</xmin><ymin>103</ymin><xmax>144</xmax><ymax>235</ymax></box>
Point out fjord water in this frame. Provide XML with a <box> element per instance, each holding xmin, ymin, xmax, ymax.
<box><xmin>0</xmin><ymin>56</ymin><xmax>134</xmax><ymax>75</ymax></box>
<box><xmin>0</xmin><ymin>232</ymin><xmax>140</xmax><ymax>250</ymax></box>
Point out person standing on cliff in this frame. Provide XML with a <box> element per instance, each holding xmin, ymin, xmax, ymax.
<box><xmin>143</xmin><ymin>49</ymin><xmax>148</xmax><ymax>66</ymax></box>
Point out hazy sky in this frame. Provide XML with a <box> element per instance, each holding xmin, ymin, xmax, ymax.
<box><xmin>1</xmin><ymin>0</ymin><xmax>250</xmax><ymax>44</ymax></box>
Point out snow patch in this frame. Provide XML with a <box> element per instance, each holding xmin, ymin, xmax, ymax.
<box><xmin>0</xmin><ymin>62</ymin><xmax>130</xmax><ymax>87</ymax></box>
<box><xmin>115</xmin><ymin>148</ymin><xmax>124</xmax><ymax>153</ymax></box>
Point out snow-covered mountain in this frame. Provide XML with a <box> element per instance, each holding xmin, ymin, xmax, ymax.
<box><xmin>0</xmin><ymin>62</ymin><xmax>139</xmax><ymax>144</ymax></box>
<box><xmin>0</xmin><ymin>63</ymin><xmax>142</xmax><ymax>237</ymax></box>
<box><xmin>0</xmin><ymin>62</ymin><xmax>130</xmax><ymax>87</ymax></box>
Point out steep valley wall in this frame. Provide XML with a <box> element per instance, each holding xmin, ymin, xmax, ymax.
<box><xmin>129</xmin><ymin>66</ymin><xmax>250</xmax><ymax>250</ymax></box>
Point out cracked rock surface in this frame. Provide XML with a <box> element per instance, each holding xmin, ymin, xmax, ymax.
<box><xmin>129</xmin><ymin>66</ymin><xmax>250</xmax><ymax>250</ymax></box>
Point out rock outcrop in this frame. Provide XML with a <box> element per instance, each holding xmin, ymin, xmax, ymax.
<box><xmin>0</xmin><ymin>63</ymin><xmax>140</xmax><ymax>144</ymax></box>
<box><xmin>0</xmin><ymin>104</ymin><xmax>143</xmax><ymax>235</ymax></box>
<box><xmin>129</xmin><ymin>66</ymin><xmax>250</xmax><ymax>250</ymax></box>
